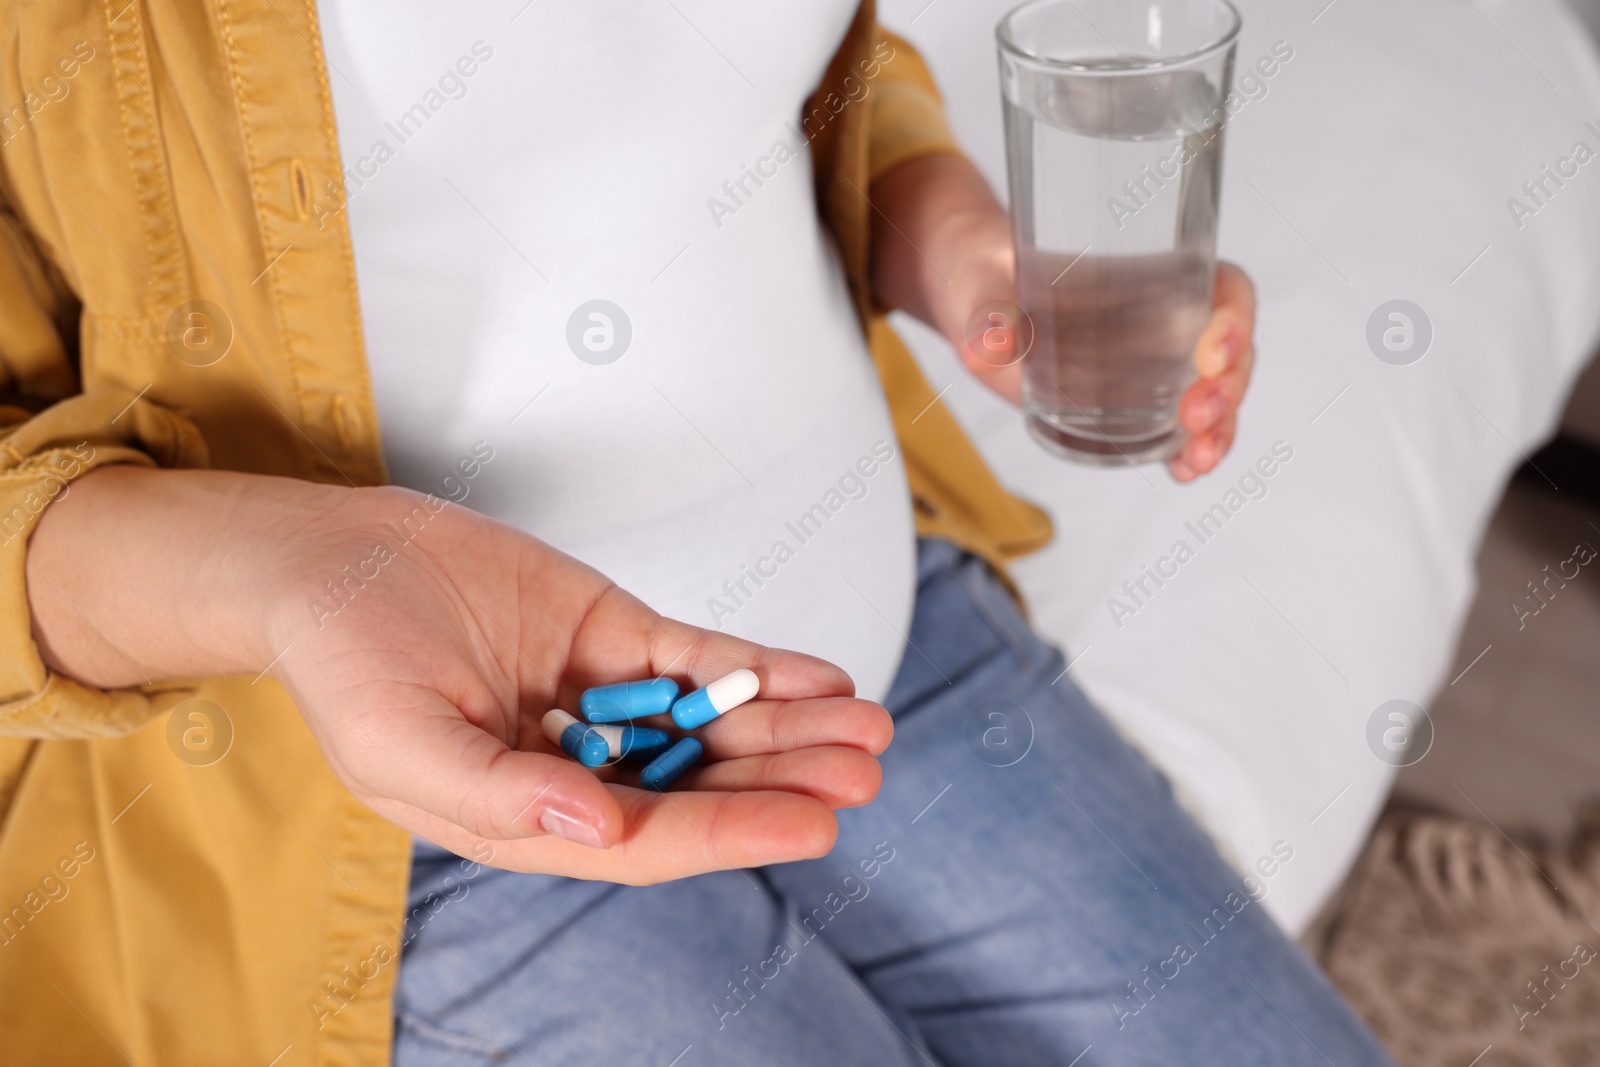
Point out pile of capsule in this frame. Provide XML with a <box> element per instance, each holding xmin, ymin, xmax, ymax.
<box><xmin>539</xmin><ymin>669</ymin><xmax>760</xmax><ymax>791</ymax></box>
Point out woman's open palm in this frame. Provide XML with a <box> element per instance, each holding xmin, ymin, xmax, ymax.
<box><xmin>267</xmin><ymin>486</ymin><xmax>892</xmax><ymax>883</ymax></box>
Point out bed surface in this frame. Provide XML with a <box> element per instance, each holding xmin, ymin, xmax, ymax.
<box><xmin>880</xmin><ymin>0</ymin><xmax>1600</xmax><ymax>931</ymax></box>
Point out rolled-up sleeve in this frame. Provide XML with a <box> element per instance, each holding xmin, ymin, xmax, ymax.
<box><xmin>867</xmin><ymin>27</ymin><xmax>966</xmax><ymax>184</ymax></box>
<box><xmin>0</xmin><ymin>199</ymin><xmax>207</xmax><ymax>738</ymax></box>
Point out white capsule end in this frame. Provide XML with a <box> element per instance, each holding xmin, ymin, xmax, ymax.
<box><xmin>592</xmin><ymin>724</ymin><xmax>624</xmax><ymax>756</ymax></box>
<box><xmin>542</xmin><ymin>709</ymin><xmax>579</xmax><ymax>747</ymax></box>
<box><xmin>706</xmin><ymin>668</ymin><xmax>760</xmax><ymax>714</ymax></box>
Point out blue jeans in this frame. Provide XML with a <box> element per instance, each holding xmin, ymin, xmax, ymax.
<box><xmin>394</xmin><ymin>539</ymin><xmax>1393</xmax><ymax>1066</ymax></box>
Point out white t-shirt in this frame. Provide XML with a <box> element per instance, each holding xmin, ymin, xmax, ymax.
<box><xmin>316</xmin><ymin>2</ymin><xmax>915</xmax><ymax>699</ymax></box>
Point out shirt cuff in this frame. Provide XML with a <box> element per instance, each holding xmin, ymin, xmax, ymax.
<box><xmin>867</xmin><ymin>30</ymin><xmax>967</xmax><ymax>184</ymax></box>
<box><xmin>0</xmin><ymin>389</ymin><xmax>208</xmax><ymax>736</ymax></box>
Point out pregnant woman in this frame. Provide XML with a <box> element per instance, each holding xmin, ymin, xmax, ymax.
<box><xmin>0</xmin><ymin>2</ymin><xmax>1389</xmax><ymax>1064</ymax></box>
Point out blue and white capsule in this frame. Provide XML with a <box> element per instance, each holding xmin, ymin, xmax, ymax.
<box><xmin>640</xmin><ymin>737</ymin><xmax>703</xmax><ymax>791</ymax></box>
<box><xmin>580</xmin><ymin>678</ymin><xmax>679</xmax><ymax>723</ymax></box>
<box><xmin>542</xmin><ymin>709</ymin><xmax>609</xmax><ymax>768</ymax></box>
<box><xmin>671</xmin><ymin>669</ymin><xmax>760</xmax><ymax>730</ymax></box>
<box><xmin>590</xmin><ymin>725</ymin><xmax>673</xmax><ymax>762</ymax></box>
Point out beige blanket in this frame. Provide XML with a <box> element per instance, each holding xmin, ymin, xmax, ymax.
<box><xmin>1309</xmin><ymin>813</ymin><xmax>1600</xmax><ymax>1066</ymax></box>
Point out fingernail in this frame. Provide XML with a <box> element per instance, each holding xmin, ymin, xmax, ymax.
<box><xmin>1199</xmin><ymin>330</ymin><xmax>1235</xmax><ymax>377</ymax></box>
<box><xmin>539</xmin><ymin>806</ymin><xmax>606</xmax><ymax>849</ymax></box>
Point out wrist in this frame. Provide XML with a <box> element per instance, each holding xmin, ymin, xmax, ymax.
<box><xmin>247</xmin><ymin>483</ymin><xmax>435</xmax><ymax>665</ymax></box>
<box><xmin>189</xmin><ymin>473</ymin><xmax>354</xmax><ymax>673</ymax></box>
<box><xmin>868</xmin><ymin>152</ymin><xmax>1016</xmax><ymax>347</ymax></box>
<box><xmin>27</xmin><ymin>466</ymin><xmax>348</xmax><ymax>686</ymax></box>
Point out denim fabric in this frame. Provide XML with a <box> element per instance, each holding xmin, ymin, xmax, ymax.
<box><xmin>394</xmin><ymin>539</ymin><xmax>1394</xmax><ymax>1066</ymax></box>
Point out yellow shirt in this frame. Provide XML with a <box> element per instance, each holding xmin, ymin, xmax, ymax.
<box><xmin>0</xmin><ymin>3</ymin><xmax>1049</xmax><ymax>1063</ymax></box>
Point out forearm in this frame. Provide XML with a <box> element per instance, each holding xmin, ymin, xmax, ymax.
<box><xmin>869</xmin><ymin>151</ymin><xmax>1013</xmax><ymax>344</ymax></box>
<box><xmin>25</xmin><ymin>466</ymin><xmax>343</xmax><ymax>688</ymax></box>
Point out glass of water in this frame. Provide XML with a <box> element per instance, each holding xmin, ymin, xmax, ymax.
<box><xmin>997</xmin><ymin>0</ymin><xmax>1240</xmax><ymax>465</ymax></box>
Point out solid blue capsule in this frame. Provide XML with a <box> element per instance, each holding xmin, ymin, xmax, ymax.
<box><xmin>671</xmin><ymin>669</ymin><xmax>760</xmax><ymax>730</ymax></box>
<box><xmin>580</xmin><ymin>678</ymin><xmax>679</xmax><ymax>723</ymax></box>
<box><xmin>640</xmin><ymin>737</ymin><xmax>703</xmax><ymax>791</ymax></box>
<box><xmin>542</xmin><ymin>709</ymin><xmax>609</xmax><ymax>768</ymax></box>
<box><xmin>591</xmin><ymin>725</ymin><xmax>673</xmax><ymax>762</ymax></box>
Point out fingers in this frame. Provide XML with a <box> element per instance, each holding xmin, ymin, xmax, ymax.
<box><xmin>1173</xmin><ymin>262</ymin><xmax>1255</xmax><ymax>481</ymax></box>
<box><xmin>693</xmin><ymin>696</ymin><xmax>893</xmax><ymax>759</ymax></box>
<box><xmin>1168</xmin><ymin>452</ymin><xmax>1198</xmax><ymax>482</ymax></box>
<box><xmin>570</xmin><ymin>787</ymin><xmax>842</xmax><ymax>882</ymax></box>
<box><xmin>1178</xmin><ymin>348</ymin><xmax>1251</xmax><ymax>436</ymax></box>
<box><xmin>958</xmin><ymin>315</ymin><xmax>1026</xmax><ymax>405</ymax></box>
<box><xmin>1174</xmin><ymin>352</ymin><xmax>1248</xmax><ymax>477</ymax></box>
<box><xmin>350</xmin><ymin>688</ymin><xmax>883</xmax><ymax>859</ymax></box>
<box><xmin>404</xmin><ymin>787</ymin><xmax>844</xmax><ymax>885</ymax></box>
<box><xmin>336</xmin><ymin>687</ymin><xmax>624</xmax><ymax>847</ymax></box>
<box><xmin>1194</xmin><ymin>262</ymin><xmax>1257</xmax><ymax>379</ymax></box>
<box><xmin>584</xmin><ymin>697</ymin><xmax>890</xmax><ymax>806</ymax></box>
<box><xmin>574</xmin><ymin>696</ymin><xmax>888</xmax><ymax>813</ymax></box>
<box><xmin>559</xmin><ymin>590</ymin><xmax>859</xmax><ymax>710</ymax></box>
<box><xmin>1169</xmin><ymin>413</ymin><xmax>1236</xmax><ymax>482</ymax></box>
<box><xmin>655</xmin><ymin>627</ymin><xmax>858</xmax><ymax>702</ymax></box>
<box><xmin>679</xmin><ymin>746</ymin><xmax>883</xmax><ymax>810</ymax></box>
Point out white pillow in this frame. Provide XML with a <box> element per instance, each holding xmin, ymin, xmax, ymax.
<box><xmin>880</xmin><ymin>0</ymin><xmax>1600</xmax><ymax>932</ymax></box>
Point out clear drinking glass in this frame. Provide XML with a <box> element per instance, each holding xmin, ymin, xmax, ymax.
<box><xmin>997</xmin><ymin>0</ymin><xmax>1240</xmax><ymax>465</ymax></box>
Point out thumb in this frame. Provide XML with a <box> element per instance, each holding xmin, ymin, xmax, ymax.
<box><xmin>957</xmin><ymin>302</ymin><xmax>1027</xmax><ymax>405</ymax></box>
<box><xmin>334</xmin><ymin>692</ymin><xmax>623</xmax><ymax>848</ymax></box>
